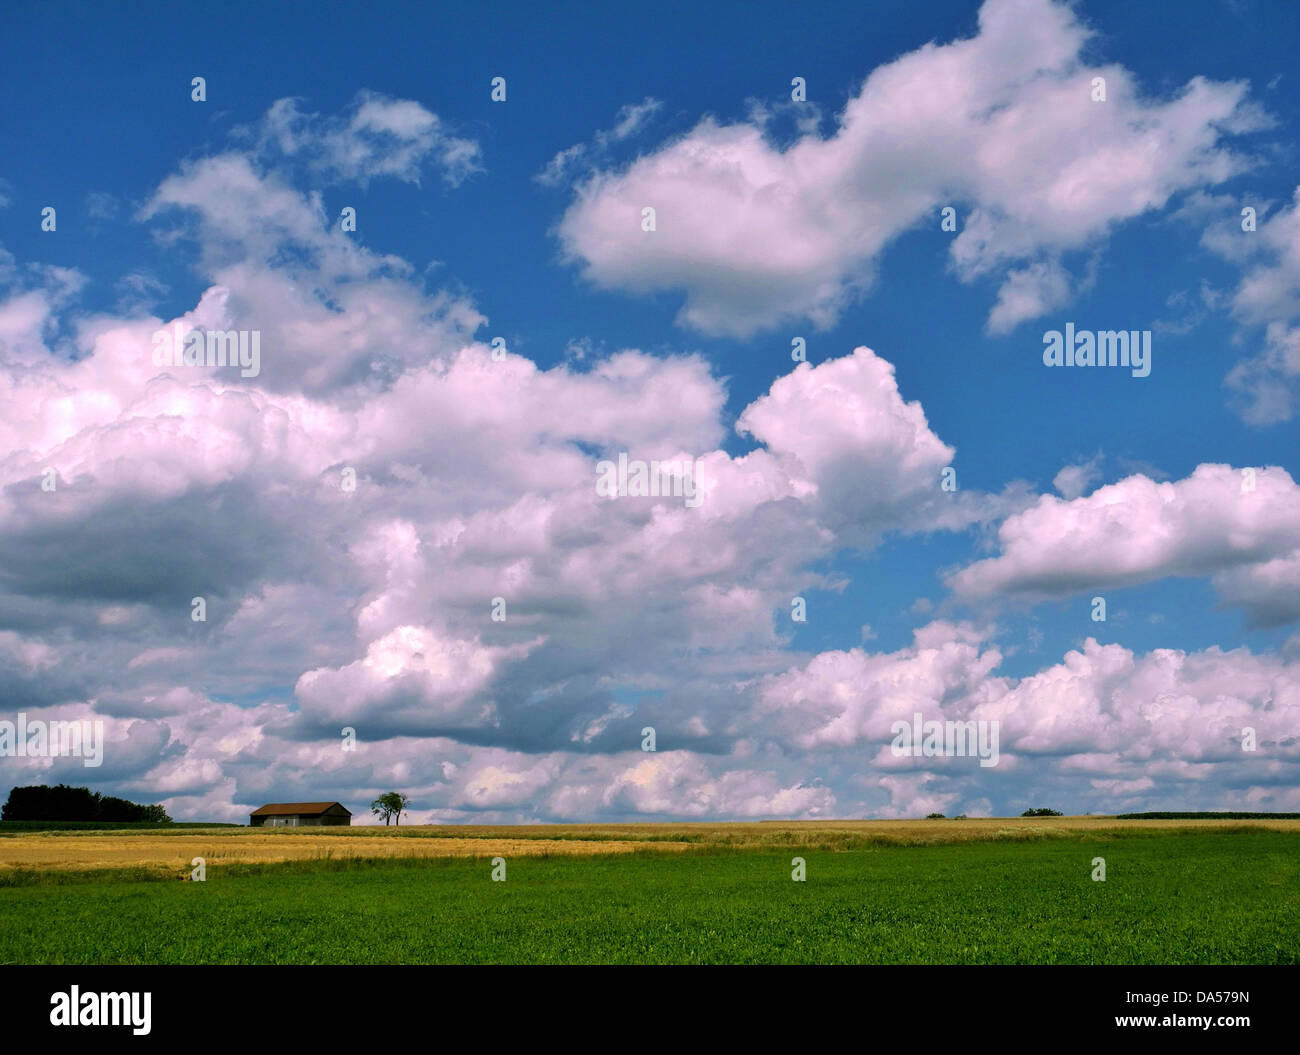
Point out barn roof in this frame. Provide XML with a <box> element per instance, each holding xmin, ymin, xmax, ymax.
<box><xmin>250</xmin><ymin>801</ymin><xmax>351</xmax><ymax>817</ymax></box>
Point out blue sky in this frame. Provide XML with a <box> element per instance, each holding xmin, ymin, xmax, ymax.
<box><xmin>0</xmin><ymin>0</ymin><xmax>1298</xmax><ymax>822</ymax></box>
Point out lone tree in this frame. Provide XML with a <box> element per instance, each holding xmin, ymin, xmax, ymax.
<box><xmin>1021</xmin><ymin>807</ymin><xmax>1063</xmax><ymax>817</ymax></box>
<box><xmin>370</xmin><ymin>792</ymin><xmax>411</xmax><ymax>826</ymax></box>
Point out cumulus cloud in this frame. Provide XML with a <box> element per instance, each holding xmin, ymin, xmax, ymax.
<box><xmin>1052</xmin><ymin>456</ymin><xmax>1102</xmax><ymax>500</ymax></box>
<box><xmin>986</xmin><ymin>259</ymin><xmax>1077</xmax><ymax>336</ymax></box>
<box><xmin>137</xmin><ymin>154</ymin><xmax>485</xmax><ymax>394</ymax></box>
<box><xmin>1</xmin><ymin>80</ymin><xmax>1293</xmax><ymax>824</ymax></box>
<box><xmin>0</xmin><ymin>120</ymin><xmax>1008</xmax><ymax>819</ymax></box>
<box><xmin>245</xmin><ymin>91</ymin><xmax>482</xmax><ymax>187</ymax></box>
<box><xmin>750</xmin><ymin>622</ymin><xmax>1300</xmax><ymax>816</ymax></box>
<box><xmin>949</xmin><ymin>464</ymin><xmax>1300</xmax><ymax>626</ymax></box>
<box><xmin>0</xmin><ymin>171</ymin><xmax>1029</xmax><ymax>818</ymax></box>
<box><xmin>1177</xmin><ymin>186</ymin><xmax>1300</xmax><ymax>424</ymax></box>
<box><xmin>735</xmin><ymin>348</ymin><xmax>1027</xmax><ymax>545</ymax></box>
<box><xmin>1222</xmin><ymin>189</ymin><xmax>1300</xmax><ymax>423</ymax></box>
<box><xmin>295</xmin><ymin>625</ymin><xmax>542</xmax><ymax>734</ymax></box>
<box><xmin>752</xmin><ymin>621</ymin><xmax>1002</xmax><ymax>750</ymax></box>
<box><xmin>554</xmin><ymin>0</ymin><xmax>1264</xmax><ymax>336</ymax></box>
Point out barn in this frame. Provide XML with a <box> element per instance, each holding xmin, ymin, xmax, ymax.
<box><xmin>249</xmin><ymin>801</ymin><xmax>352</xmax><ymax>827</ymax></box>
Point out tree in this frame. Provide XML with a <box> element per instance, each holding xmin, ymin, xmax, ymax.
<box><xmin>139</xmin><ymin>803</ymin><xmax>172</xmax><ymax>824</ymax></box>
<box><xmin>370</xmin><ymin>792</ymin><xmax>411</xmax><ymax>826</ymax></box>
<box><xmin>925</xmin><ymin>813</ymin><xmax>946</xmax><ymax>819</ymax></box>
<box><xmin>1</xmin><ymin>784</ymin><xmax>171</xmax><ymax>823</ymax></box>
<box><xmin>1021</xmin><ymin>807</ymin><xmax>1063</xmax><ymax>817</ymax></box>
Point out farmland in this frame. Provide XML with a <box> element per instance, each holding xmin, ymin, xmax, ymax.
<box><xmin>3</xmin><ymin>815</ymin><xmax>1299</xmax><ymax>877</ymax></box>
<box><xmin>0</xmin><ymin>819</ymin><xmax>1297</xmax><ymax>964</ymax></box>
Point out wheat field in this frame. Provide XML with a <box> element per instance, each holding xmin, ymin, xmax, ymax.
<box><xmin>3</xmin><ymin>816</ymin><xmax>1298</xmax><ymax>875</ymax></box>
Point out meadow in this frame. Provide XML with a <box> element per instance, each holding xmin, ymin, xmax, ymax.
<box><xmin>0</xmin><ymin>819</ymin><xmax>1297</xmax><ymax>964</ymax></box>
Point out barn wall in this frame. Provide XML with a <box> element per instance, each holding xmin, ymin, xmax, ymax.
<box><xmin>250</xmin><ymin>805</ymin><xmax>351</xmax><ymax>827</ymax></box>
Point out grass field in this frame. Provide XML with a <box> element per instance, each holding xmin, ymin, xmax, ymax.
<box><xmin>3</xmin><ymin>816</ymin><xmax>1299</xmax><ymax>876</ymax></box>
<box><xmin>0</xmin><ymin>821</ymin><xmax>1297</xmax><ymax>964</ymax></box>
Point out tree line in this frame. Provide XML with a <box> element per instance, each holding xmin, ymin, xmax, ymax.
<box><xmin>1</xmin><ymin>784</ymin><xmax>171</xmax><ymax>823</ymax></box>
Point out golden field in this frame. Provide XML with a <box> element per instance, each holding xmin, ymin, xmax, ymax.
<box><xmin>0</xmin><ymin>832</ymin><xmax>692</xmax><ymax>874</ymax></box>
<box><xmin>2</xmin><ymin>816</ymin><xmax>1298</xmax><ymax>875</ymax></box>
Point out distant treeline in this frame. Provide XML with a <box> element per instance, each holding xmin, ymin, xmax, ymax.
<box><xmin>0</xmin><ymin>820</ymin><xmax>238</xmax><ymax>832</ymax></box>
<box><xmin>1</xmin><ymin>784</ymin><xmax>171</xmax><ymax>823</ymax></box>
<box><xmin>1116</xmin><ymin>811</ymin><xmax>1300</xmax><ymax>820</ymax></box>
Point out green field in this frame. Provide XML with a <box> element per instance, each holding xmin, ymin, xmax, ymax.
<box><xmin>1</xmin><ymin>829</ymin><xmax>1297</xmax><ymax>964</ymax></box>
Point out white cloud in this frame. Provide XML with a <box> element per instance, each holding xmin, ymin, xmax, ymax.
<box><xmin>536</xmin><ymin>97</ymin><xmax>662</xmax><ymax>187</ymax></box>
<box><xmin>1223</xmin><ymin>189</ymin><xmax>1300</xmax><ymax>423</ymax></box>
<box><xmin>555</xmin><ymin>0</ymin><xmax>1263</xmax><ymax>336</ymax></box>
<box><xmin>1053</xmin><ymin>456</ymin><xmax>1102</xmax><ymax>499</ymax></box>
<box><xmin>251</xmin><ymin>91</ymin><xmax>481</xmax><ymax>187</ymax></box>
<box><xmin>985</xmin><ymin>259</ymin><xmax>1075</xmax><ymax>336</ymax></box>
<box><xmin>295</xmin><ymin>625</ymin><xmax>541</xmax><ymax>732</ymax></box>
<box><xmin>747</xmin><ymin>623</ymin><xmax>1300</xmax><ymax>816</ymax></box>
<box><xmin>949</xmin><ymin>463</ymin><xmax>1300</xmax><ymax>626</ymax></box>
<box><xmin>1</xmin><ymin>81</ymin><xmax>1293</xmax><ymax>823</ymax></box>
